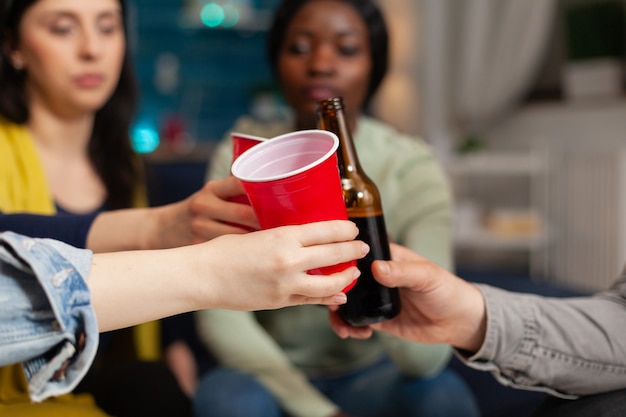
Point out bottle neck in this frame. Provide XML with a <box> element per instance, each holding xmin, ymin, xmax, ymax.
<box><xmin>319</xmin><ymin>107</ymin><xmax>364</xmax><ymax>177</ymax></box>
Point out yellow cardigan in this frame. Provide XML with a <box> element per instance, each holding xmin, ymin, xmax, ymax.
<box><xmin>0</xmin><ymin>121</ymin><xmax>55</xmax><ymax>214</ymax></box>
<box><xmin>0</xmin><ymin>121</ymin><xmax>159</xmax><ymax>415</ymax></box>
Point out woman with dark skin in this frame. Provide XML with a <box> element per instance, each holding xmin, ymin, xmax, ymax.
<box><xmin>196</xmin><ymin>1</ymin><xmax>480</xmax><ymax>416</ymax></box>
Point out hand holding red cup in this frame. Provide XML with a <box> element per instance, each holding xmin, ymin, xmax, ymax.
<box><xmin>231</xmin><ymin>129</ymin><xmax>356</xmax><ymax>292</ymax></box>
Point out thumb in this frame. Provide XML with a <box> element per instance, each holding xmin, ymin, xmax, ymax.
<box><xmin>372</xmin><ymin>257</ymin><xmax>438</xmax><ymax>293</ymax></box>
<box><xmin>371</xmin><ymin>260</ymin><xmax>396</xmax><ymax>287</ymax></box>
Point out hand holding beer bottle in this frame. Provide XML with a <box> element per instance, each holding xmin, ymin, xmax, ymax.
<box><xmin>318</xmin><ymin>96</ymin><xmax>401</xmax><ymax>326</ymax></box>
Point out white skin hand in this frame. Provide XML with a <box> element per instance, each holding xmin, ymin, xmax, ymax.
<box><xmin>150</xmin><ymin>176</ymin><xmax>260</xmax><ymax>248</ymax></box>
<box><xmin>196</xmin><ymin>221</ymin><xmax>368</xmax><ymax>311</ymax></box>
<box><xmin>89</xmin><ymin>220</ymin><xmax>369</xmax><ymax>331</ymax></box>
<box><xmin>87</xmin><ymin>177</ymin><xmax>260</xmax><ymax>252</ymax></box>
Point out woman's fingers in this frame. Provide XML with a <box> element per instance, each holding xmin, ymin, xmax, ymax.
<box><xmin>292</xmin><ymin>220</ymin><xmax>360</xmax><ymax>247</ymax></box>
<box><xmin>189</xmin><ymin>179</ymin><xmax>260</xmax><ymax>236</ymax></box>
<box><xmin>257</xmin><ymin>221</ymin><xmax>367</xmax><ymax>280</ymax></box>
<box><xmin>206</xmin><ymin>176</ymin><xmax>246</xmax><ymax>200</ymax></box>
<box><xmin>299</xmin><ymin>240</ymin><xmax>369</xmax><ymax>275</ymax></box>
<box><xmin>291</xmin><ymin>266</ymin><xmax>361</xmax><ymax>303</ymax></box>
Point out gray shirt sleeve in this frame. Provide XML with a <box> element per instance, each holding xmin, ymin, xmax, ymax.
<box><xmin>457</xmin><ymin>276</ymin><xmax>626</xmax><ymax>398</ymax></box>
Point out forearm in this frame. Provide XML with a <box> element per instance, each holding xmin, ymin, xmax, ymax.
<box><xmin>86</xmin><ymin>207</ymin><xmax>157</xmax><ymax>252</ymax></box>
<box><xmin>0</xmin><ymin>206</ymin><xmax>165</xmax><ymax>253</ymax></box>
<box><xmin>463</xmin><ymin>282</ymin><xmax>626</xmax><ymax>396</ymax></box>
<box><xmin>89</xmin><ymin>222</ymin><xmax>363</xmax><ymax>332</ymax></box>
<box><xmin>88</xmin><ymin>245</ymin><xmax>208</xmax><ymax>331</ymax></box>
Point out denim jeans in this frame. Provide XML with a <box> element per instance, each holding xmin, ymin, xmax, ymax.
<box><xmin>193</xmin><ymin>356</ymin><xmax>480</xmax><ymax>417</ymax></box>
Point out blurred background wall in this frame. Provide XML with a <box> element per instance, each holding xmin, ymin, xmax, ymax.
<box><xmin>417</xmin><ymin>0</ymin><xmax>626</xmax><ymax>293</ymax></box>
<box><xmin>127</xmin><ymin>0</ymin><xmax>282</xmax><ymax>153</ymax></box>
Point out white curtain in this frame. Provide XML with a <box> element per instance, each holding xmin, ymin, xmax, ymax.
<box><xmin>418</xmin><ymin>0</ymin><xmax>557</xmax><ymax>160</ymax></box>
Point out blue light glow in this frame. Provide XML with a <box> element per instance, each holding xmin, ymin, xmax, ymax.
<box><xmin>201</xmin><ymin>3</ymin><xmax>225</xmax><ymax>28</ymax></box>
<box><xmin>131</xmin><ymin>125</ymin><xmax>160</xmax><ymax>154</ymax></box>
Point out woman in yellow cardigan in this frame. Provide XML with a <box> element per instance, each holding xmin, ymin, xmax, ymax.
<box><xmin>0</xmin><ymin>0</ymin><xmax>258</xmax><ymax>415</ymax></box>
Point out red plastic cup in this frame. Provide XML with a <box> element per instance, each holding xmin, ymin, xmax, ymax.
<box><xmin>230</xmin><ymin>132</ymin><xmax>267</xmax><ymax>205</ymax></box>
<box><xmin>231</xmin><ymin>129</ymin><xmax>356</xmax><ymax>290</ymax></box>
<box><xmin>232</xmin><ymin>132</ymin><xmax>267</xmax><ymax>163</ymax></box>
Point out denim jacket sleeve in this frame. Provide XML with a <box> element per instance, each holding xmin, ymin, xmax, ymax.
<box><xmin>0</xmin><ymin>231</ymin><xmax>98</xmax><ymax>402</ymax></box>
<box><xmin>457</xmin><ymin>275</ymin><xmax>626</xmax><ymax>398</ymax></box>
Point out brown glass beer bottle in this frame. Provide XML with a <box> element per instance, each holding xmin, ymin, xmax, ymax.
<box><xmin>318</xmin><ymin>96</ymin><xmax>401</xmax><ymax>326</ymax></box>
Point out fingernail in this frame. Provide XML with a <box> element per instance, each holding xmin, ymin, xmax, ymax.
<box><xmin>353</xmin><ymin>268</ymin><xmax>361</xmax><ymax>278</ymax></box>
<box><xmin>378</xmin><ymin>261</ymin><xmax>390</xmax><ymax>275</ymax></box>
<box><xmin>361</xmin><ymin>243</ymin><xmax>370</xmax><ymax>255</ymax></box>
<box><xmin>333</xmin><ymin>292</ymin><xmax>347</xmax><ymax>304</ymax></box>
